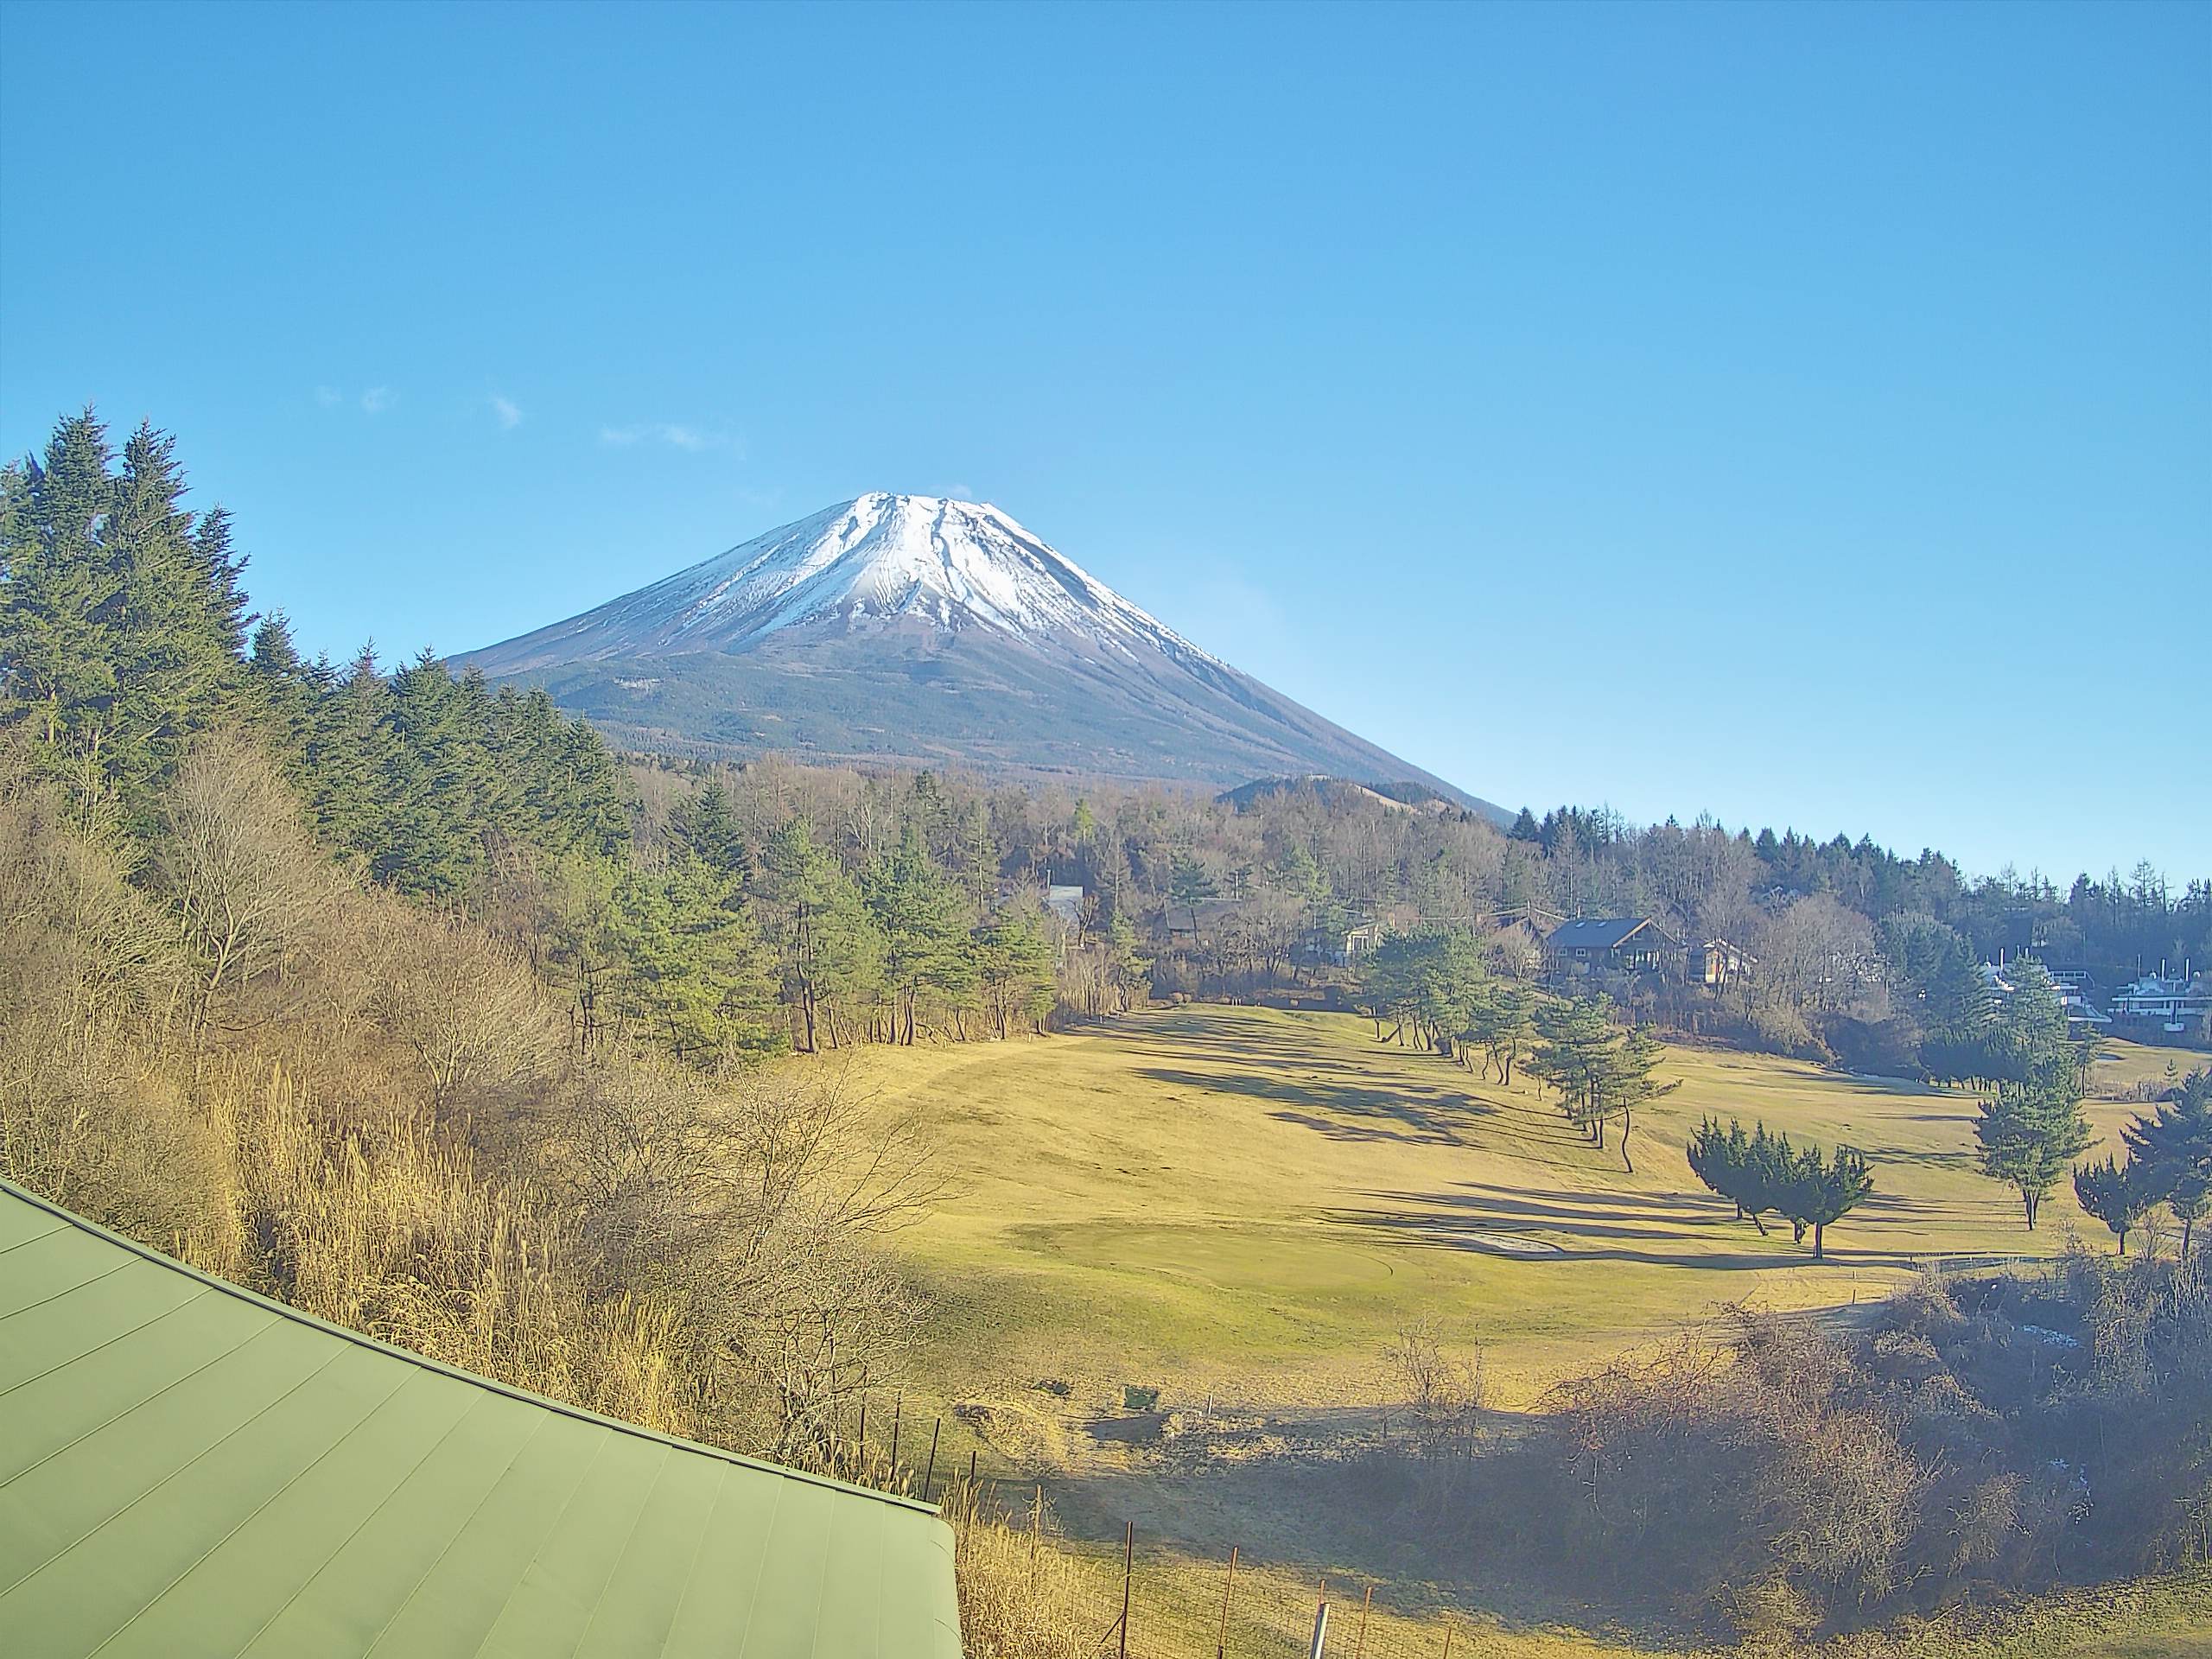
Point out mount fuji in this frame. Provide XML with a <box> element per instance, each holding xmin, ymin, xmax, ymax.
<box><xmin>457</xmin><ymin>493</ymin><xmax>1498</xmax><ymax>813</ymax></box>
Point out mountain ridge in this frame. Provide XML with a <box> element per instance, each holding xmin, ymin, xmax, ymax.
<box><xmin>456</xmin><ymin>494</ymin><xmax>1506</xmax><ymax>819</ymax></box>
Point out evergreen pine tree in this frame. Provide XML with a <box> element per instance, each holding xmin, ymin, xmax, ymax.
<box><xmin>1975</xmin><ymin>1065</ymin><xmax>2094</xmax><ymax>1230</ymax></box>
<box><xmin>1</xmin><ymin>412</ymin><xmax>123</xmax><ymax>754</ymax></box>
<box><xmin>864</xmin><ymin>824</ymin><xmax>972</xmax><ymax>1044</ymax></box>
<box><xmin>669</xmin><ymin>779</ymin><xmax>748</xmax><ymax>876</ymax></box>
<box><xmin>2121</xmin><ymin>1067</ymin><xmax>2212</xmax><ymax>1256</ymax></box>
<box><xmin>755</xmin><ymin>818</ymin><xmax>886</xmax><ymax>1052</ymax></box>
<box><xmin>2073</xmin><ymin>1155</ymin><xmax>2153</xmax><ymax>1255</ymax></box>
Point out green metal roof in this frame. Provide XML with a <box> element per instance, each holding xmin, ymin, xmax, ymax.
<box><xmin>0</xmin><ymin>1178</ymin><xmax>963</xmax><ymax>1659</ymax></box>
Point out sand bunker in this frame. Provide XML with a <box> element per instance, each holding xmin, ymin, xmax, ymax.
<box><xmin>1459</xmin><ymin>1230</ymin><xmax>1566</xmax><ymax>1256</ymax></box>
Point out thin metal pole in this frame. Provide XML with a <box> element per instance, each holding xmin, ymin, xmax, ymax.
<box><xmin>1118</xmin><ymin>1522</ymin><xmax>1134</xmax><ymax>1659</ymax></box>
<box><xmin>1354</xmin><ymin>1586</ymin><xmax>1372</xmax><ymax>1658</ymax></box>
<box><xmin>1441</xmin><ymin>1618</ymin><xmax>1453</xmax><ymax>1659</ymax></box>
<box><xmin>1215</xmin><ymin>1545</ymin><xmax>1238</xmax><ymax>1658</ymax></box>
<box><xmin>922</xmin><ymin>1418</ymin><xmax>941</xmax><ymax>1503</ymax></box>
<box><xmin>889</xmin><ymin>1393</ymin><xmax>902</xmax><ymax>1471</ymax></box>
<box><xmin>1308</xmin><ymin>1588</ymin><xmax>1329</xmax><ymax>1659</ymax></box>
<box><xmin>856</xmin><ymin>1395</ymin><xmax>868</xmax><ymax>1479</ymax></box>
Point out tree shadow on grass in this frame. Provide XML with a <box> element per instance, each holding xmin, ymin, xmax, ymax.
<box><xmin>1009</xmin><ymin>1435</ymin><xmax>1691</xmax><ymax>1652</ymax></box>
<box><xmin>1135</xmin><ymin>1065</ymin><xmax>1492</xmax><ymax>1147</ymax></box>
<box><xmin>1324</xmin><ymin>1180</ymin><xmax>1952</xmax><ymax>1270</ymax></box>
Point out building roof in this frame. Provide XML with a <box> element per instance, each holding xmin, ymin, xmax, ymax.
<box><xmin>0</xmin><ymin>1177</ymin><xmax>962</xmax><ymax>1659</ymax></box>
<box><xmin>1164</xmin><ymin>897</ymin><xmax>1244</xmax><ymax>932</ymax></box>
<box><xmin>1545</xmin><ymin>917</ymin><xmax>1671</xmax><ymax>952</ymax></box>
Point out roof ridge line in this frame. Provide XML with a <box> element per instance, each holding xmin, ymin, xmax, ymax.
<box><xmin>0</xmin><ymin>1175</ymin><xmax>942</xmax><ymax>1520</ymax></box>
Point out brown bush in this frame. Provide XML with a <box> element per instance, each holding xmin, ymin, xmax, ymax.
<box><xmin>0</xmin><ymin>1013</ymin><xmax>232</xmax><ymax>1262</ymax></box>
<box><xmin>1543</xmin><ymin>1311</ymin><xmax>1924</xmax><ymax>1635</ymax></box>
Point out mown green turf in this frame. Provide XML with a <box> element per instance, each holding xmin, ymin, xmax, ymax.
<box><xmin>847</xmin><ymin>1007</ymin><xmax>2177</xmax><ymax>1408</ymax></box>
<box><xmin>2092</xmin><ymin>1038</ymin><xmax>2208</xmax><ymax>1094</ymax></box>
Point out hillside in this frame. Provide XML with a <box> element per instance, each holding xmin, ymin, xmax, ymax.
<box><xmin>456</xmin><ymin>494</ymin><xmax>1505</xmax><ymax>814</ymax></box>
<box><xmin>833</xmin><ymin>1009</ymin><xmax>2212</xmax><ymax>1649</ymax></box>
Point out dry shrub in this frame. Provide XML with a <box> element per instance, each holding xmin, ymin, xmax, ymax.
<box><xmin>533</xmin><ymin>1055</ymin><xmax>934</xmax><ymax>1465</ymax></box>
<box><xmin>0</xmin><ymin>1013</ymin><xmax>233</xmax><ymax>1262</ymax></box>
<box><xmin>1382</xmin><ymin>1314</ymin><xmax>1487</xmax><ymax>1463</ymax></box>
<box><xmin>0</xmin><ymin>751</ymin><xmax>224</xmax><ymax>1254</ymax></box>
<box><xmin>1545</xmin><ymin>1309</ymin><xmax>1923</xmax><ymax>1635</ymax></box>
<box><xmin>368</xmin><ymin>907</ymin><xmax>563</xmax><ymax>1111</ymax></box>
<box><xmin>0</xmin><ymin>743</ymin><xmax>185</xmax><ymax>1028</ymax></box>
<box><xmin>221</xmin><ymin>1064</ymin><xmax>696</xmax><ymax>1435</ymax></box>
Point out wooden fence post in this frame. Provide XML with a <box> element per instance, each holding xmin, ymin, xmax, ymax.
<box><xmin>1027</xmin><ymin>1485</ymin><xmax>1041</xmax><ymax>1592</ymax></box>
<box><xmin>1308</xmin><ymin>1581</ymin><xmax>1329</xmax><ymax>1659</ymax></box>
<box><xmin>1215</xmin><ymin>1545</ymin><xmax>1238</xmax><ymax>1658</ymax></box>
<box><xmin>1354</xmin><ymin>1585</ymin><xmax>1372</xmax><ymax>1658</ymax></box>
<box><xmin>922</xmin><ymin>1418</ymin><xmax>940</xmax><ymax>1503</ymax></box>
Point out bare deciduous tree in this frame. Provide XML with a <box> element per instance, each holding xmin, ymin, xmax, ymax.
<box><xmin>370</xmin><ymin>911</ymin><xmax>561</xmax><ymax>1109</ymax></box>
<box><xmin>156</xmin><ymin>733</ymin><xmax>336</xmax><ymax>1034</ymax></box>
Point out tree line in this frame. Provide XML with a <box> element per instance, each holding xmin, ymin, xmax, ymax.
<box><xmin>2</xmin><ymin>412</ymin><xmax>1150</xmax><ymax>1072</ymax></box>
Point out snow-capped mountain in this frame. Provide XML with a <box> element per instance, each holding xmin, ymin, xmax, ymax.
<box><xmin>457</xmin><ymin>494</ymin><xmax>1498</xmax><ymax>814</ymax></box>
<box><xmin>472</xmin><ymin>493</ymin><xmax>1224</xmax><ymax>671</ymax></box>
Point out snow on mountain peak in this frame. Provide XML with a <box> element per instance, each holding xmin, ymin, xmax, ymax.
<box><xmin>607</xmin><ymin>492</ymin><xmax>1219</xmax><ymax>664</ymax></box>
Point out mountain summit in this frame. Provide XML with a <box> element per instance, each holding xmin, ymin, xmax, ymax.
<box><xmin>471</xmin><ymin>493</ymin><xmax>1219</xmax><ymax>671</ymax></box>
<box><xmin>458</xmin><ymin>494</ymin><xmax>1498</xmax><ymax>814</ymax></box>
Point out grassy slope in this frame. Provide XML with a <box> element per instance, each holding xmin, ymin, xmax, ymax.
<box><xmin>846</xmin><ymin>1009</ymin><xmax>2191</xmax><ymax>1408</ymax></box>
<box><xmin>828</xmin><ymin>1012</ymin><xmax>2207</xmax><ymax>1655</ymax></box>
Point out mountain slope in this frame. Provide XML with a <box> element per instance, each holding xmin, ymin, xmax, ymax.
<box><xmin>458</xmin><ymin>493</ymin><xmax>1502</xmax><ymax>816</ymax></box>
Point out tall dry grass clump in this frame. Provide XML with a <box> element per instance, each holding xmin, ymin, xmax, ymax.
<box><xmin>942</xmin><ymin>1484</ymin><xmax>1107</xmax><ymax>1659</ymax></box>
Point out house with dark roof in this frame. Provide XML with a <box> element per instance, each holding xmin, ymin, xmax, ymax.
<box><xmin>1163</xmin><ymin>896</ymin><xmax>1246</xmax><ymax>938</ymax></box>
<box><xmin>1542</xmin><ymin>916</ymin><xmax>1683</xmax><ymax>979</ymax></box>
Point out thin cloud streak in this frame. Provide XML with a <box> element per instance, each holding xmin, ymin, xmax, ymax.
<box><xmin>599</xmin><ymin>422</ymin><xmax>741</xmax><ymax>454</ymax></box>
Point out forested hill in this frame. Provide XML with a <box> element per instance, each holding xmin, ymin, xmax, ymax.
<box><xmin>3</xmin><ymin>412</ymin><xmax>2205</xmax><ymax>1076</ymax></box>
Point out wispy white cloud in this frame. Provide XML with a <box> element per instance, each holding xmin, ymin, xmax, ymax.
<box><xmin>938</xmin><ymin>481</ymin><xmax>977</xmax><ymax>502</ymax></box>
<box><xmin>490</xmin><ymin>393</ymin><xmax>523</xmax><ymax>430</ymax></box>
<box><xmin>599</xmin><ymin>422</ymin><xmax>741</xmax><ymax>454</ymax></box>
<box><xmin>359</xmin><ymin>386</ymin><xmax>396</xmax><ymax>415</ymax></box>
<box><xmin>314</xmin><ymin>385</ymin><xmax>343</xmax><ymax>409</ymax></box>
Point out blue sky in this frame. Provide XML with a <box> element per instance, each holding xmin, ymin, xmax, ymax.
<box><xmin>2</xmin><ymin>2</ymin><xmax>2205</xmax><ymax>882</ymax></box>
